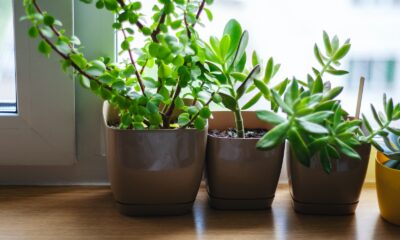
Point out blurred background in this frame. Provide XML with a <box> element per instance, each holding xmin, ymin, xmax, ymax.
<box><xmin>2</xmin><ymin>0</ymin><xmax>400</xmax><ymax>126</ymax></box>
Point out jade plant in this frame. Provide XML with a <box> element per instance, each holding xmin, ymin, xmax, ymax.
<box><xmin>365</xmin><ymin>96</ymin><xmax>400</xmax><ymax>169</ymax></box>
<box><xmin>202</xmin><ymin>19</ymin><xmax>284</xmax><ymax>138</ymax></box>
<box><xmin>22</xmin><ymin>0</ymin><xmax>219</xmax><ymax>130</ymax></box>
<box><xmin>255</xmin><ymin>32</ymin><xmax>391</xmax><ymax>173</ymax></box>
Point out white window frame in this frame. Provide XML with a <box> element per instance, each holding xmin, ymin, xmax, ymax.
<box><xmin>0</xmin><ymin>0</ymin><xmax>75</xmax><ymax>166</ymax></box>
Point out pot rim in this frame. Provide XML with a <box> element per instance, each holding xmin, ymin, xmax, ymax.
<box><xmin>376</xmin><ymin>151</ymin><xmax>400</xmax><ymax>173</ymax></box>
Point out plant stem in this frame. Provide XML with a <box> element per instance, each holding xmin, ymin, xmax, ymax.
<box><xmin>192</xmin><ymin>0</ymin><xmax>206</xmax><ymax>27</ymax></box>
<box><xmin>163</xmin><ymin>85</ymin><xmax>182</xmax><ymax>128</ymax></box>
<box><xmin>116</xmin><ymin>0</ymin><xmax>146</xmax><ymax>32</ymax></box>
<box><xmin>121</xmin><ymin>29</ymin><xmax>146</xmax><ymax>96</ymax></box>
<box><xmin>151</xmin><ymin>11</ymin><xmax>166</xmax><ymax>43</ymax></box>
<box><xmin>179</xmin><ymin>93</ymin><xmax>215</xmax><ymax>129</ymax></box>
<box><xmin>234</xmin><ymin>109</ymin><xmax>245</xmax><ymax>138</ymax></box>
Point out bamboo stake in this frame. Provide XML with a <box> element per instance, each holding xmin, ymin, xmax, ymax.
<box><xmin>355</xmin><ymin>76</ymin><xmax>365</xmax><ymax>119</ymax></box>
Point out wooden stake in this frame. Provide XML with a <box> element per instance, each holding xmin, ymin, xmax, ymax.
<box><xmin>355</xmin><ymin>76</ymin><xmax>365</xmax><ymax>119</ymax></box>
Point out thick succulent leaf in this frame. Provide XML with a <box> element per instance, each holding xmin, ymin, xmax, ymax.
<box><xmin>256</xmin><ymin>121</ymin><xmax>290</xmax><ymax>150</ymax></box>
<box><xmin>256</xmin><ymin>110</ymin><xmax>285</xmax><ymax>126</ymax></box>
<box><xmin>236</xmin><ymin>65</ymin><xmax>261</xmax><ymax>99</ymax></box>
<box><xmin>242</xmin><ymin>92</ymin><xmax>262</xmax><ymax>110</ymax></box>
<box><xmin>219</xmin><ymin>92</ymin><xmax>237</xmax><ymax>111</ymax></box>
<box><xmin>297</xmin><ymin>119</ymin><xmax>329</xmax><ymax>134</ymax></box>
<box><xmin>288</xmin><ymin>128</ymin><xmax>311</xmax><ymax>167</ymax></box>
<box><xmin>223</xmin><ymin>19</ymin><xmax>242</xmax><ymax>57</ymax></box>
<box><xmin>231</xmin><ymin>30</ymin><xmax>249</xmax><ymax>68</ymax></box>
<box><xmin>301</xmin><ymin>111</ymin><xmax>333</xmax><ymax>123</ymax></box>
<box><xmin>336</xmin><ymin>139</ymin><xmax>361</xmax><ymax>160</ymax></box>
<box><xmin>320</xmin><ymin>146</ymin><xmax>332</xmax><ymax>174</ymax></box>
<box><xmin>271</xmin><ymin>90</ymin><xmax>293</xmax><ymax>115</ymax></box>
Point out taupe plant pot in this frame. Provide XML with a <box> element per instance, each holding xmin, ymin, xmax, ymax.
<box><xmin>287</xmin><ymin>142</ymin><xmax>371</xmax><ymax>215</ymax></box>
<box><xmin>103</xmin><ymin>102</ymin><xmax>207</xmax><ymax>216</ymax></box>
<box><xmin>206</xmin><ymin>111</ymin><xmax>284</xmax><ymax>210</ymax></box>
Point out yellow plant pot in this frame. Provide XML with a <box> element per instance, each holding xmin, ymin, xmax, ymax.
<box><xmin>376</xmin><ymin>152</ymin><xmax>400</xmax><ymax>225</ymax></box>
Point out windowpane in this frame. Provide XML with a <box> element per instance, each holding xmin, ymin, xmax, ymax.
<box><xmin>0</xmin><ymin>0</ymin><xmax>16</xmax><ymax>113</ymax></box>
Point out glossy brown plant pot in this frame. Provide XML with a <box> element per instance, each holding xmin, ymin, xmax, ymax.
<box><xmin>287</xmin><ymin>142</ymin><xmax>371</xmax><ymax>215</ymax></box>
<box><xmin>206</xmin><ymin>111</ymin><xmax>285</xmax><ymax>210</ymax></box>
<box><xmin>103</xmin><ymin>102</ymin><xmax>207</xmax><ymax>216</ymax></box>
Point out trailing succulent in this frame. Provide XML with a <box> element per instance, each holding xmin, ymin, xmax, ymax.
<box><xmin>365</xmin><ymin>97</ymin><xmax>400</xmax><ymax>170</ymax></box>
<box><xmin>202</xmin><ymin>19</ymin><xmax>284</xmax><ymax>138</ymax></box>
<box><xmin>22</xmin><ymin>0</ymin><xmax>218</xmax><ymax>130</ymax></box>
<box><xmin>255</xmin><ymin>32</ymin><xmax>399</xmax><ymax>174</ymax></box>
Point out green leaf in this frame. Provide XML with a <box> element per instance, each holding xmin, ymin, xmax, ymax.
<box><xmin>297</xmin><ymin>120</ymin><xmax>329</xmax><ymax>134</ymax></box>
<box><xmin>336</xmin><ymin>139</ymin><xmax>361</xmax><ymax>160</ymax></box>
<box><xmin>104</xmin><ymin>0</ymin><xmax>118</xmax><ymax>11</ymax></box>
<box><xmin>100</xmin><ymin>87</ymin><xmax>112</xmax><ymax>100</ymax></box>
<box><xmin>264</xmin><ymin>57</ymin><xmax>274</xmax><ymax>84</ymax></box>
<box><xmin>314</xmin><ymin>44</ymin><xmax>324</xmax><ymax>66</ymax></box>
<box><xmin>70</xmin><ymin>54</ymin><xmax>87</xmax><ymax>69</ymax></box>
<box><xmin>219</xmin><ymin>34</ymin><xmax>231</xmax><ymax>58</ymax></box>
<box><xmin>43</xmin><ymin>15</ymin><xmax>55</xmax><ymax>26</ymax></box>
<box><xmin>371</xmin><ymin>104</ymin><xmax>384</xmax><ymax>127</ymax></box>
<box><xmin>236</xmin><ymin>65</ymin><xmax>261</xmax><ymax>99</ymax></box>
<box><xmin>325</xmin><ymin>69</ymin><xmax>349</xmax><ymax>75</ymax></box>
<box><xmin>38</xmin><ymin>40</ymin><xmax>51</xmax><ymax>56</ymax></box>
<box><xmin>252</xmin><ymin>51</ymin><xmax>260</xmax><ymax>67</ymax></box>
<box><xmin>232</xmin><ymin>30</ymin><xmax>249</xmax><ymax>67</ymax></box>
<box><xmin>323</xmin><ymin>86</ymin><xmax>343</xmax><ymax>101</ymax></box>
<box><xmin>230</xmin><ymin>72</ymin><xmax>247</xmax><ymax>82</ymax></box>
<box><xmin>28</xmin><ymin>26</ymin><xmax>38</xmax><ymax>38</ymax></box>
<box><xmin>79</xmin><ymin>75</ymin><xmax>90</xmax><ymax>89</ymax></box>
<box><xmin>271</xmin><ymin>90</ymin><xmax>293</xmax><ymax>114</ymax></box>
<box><xmin>288</xmin><ymin>128</ymin><xmax>311</xmax><ymax>166</ymax></box>
<box><xmin>333</xmin><ymin>43</ymin><xmax>351</xmax><ymax>61</ymax></box>
<box><xmin>242</xmin><ymin>93</ymin><xmax>262</xmax><ymax>110</ymax></box>
<box><xmin>256</xmin><ymin>121</ymin><xmax>290</xmax><ymax>150</ymax></box>
<box><xmin>178</xmin><ymin>113</ymin><xmax>190</xmax><ymax>126</ymax></box>
<box><xmin>204</xmin><ymin>8</ymin><xmax>213</xmax><ymax>21</ymax></box>
<box><xmin>320</xmin><ymin>146</ymin><xmax>332</xmax><ymax>174</ymax></box>
<box><xmin>194</xmin><ymin>117</ymin><xmax>206</xmax><ymax>130</ymax></box>
<box><xmin>322</xmin><ymin>31</ymin><xmax>332</xmax><ymax>56</ymax></box>
<box><xmin>301</xmin><ymin>111</ymin><xmax>333</xmax><ymax>123</ymax></box>
<box><xmin>158</xmin><ymin>63</ymin><xmax>172</xmax><ymax>78</ymax></box>
<box><xmin>386</xmin><ymin>98</ymin><xmax>394</xmax><ymax>121</ymax></box>
<box><xmin>223</xmin><ymin>19</ymin><xmax>242</xmax><ymax>57</ymax></box>
<box><xmin>256</xmin><ymin>110</ymin><xmax>285</xmax><ymax>126</ymax></box>
<box><xmin>212</xmin><ymin>93</ymin><xmax>222</xmax><ymax>103</ymax></box>
<box><xmin>199</xmin><ymin>107</ymin><xmax>211</xmax><ymax>119</ymax></box>
<box><xmin>219</xmin><ymin>92</ymin><xmax>237</xmax><ymax>111</ymax></box>
<box><xmin>253</xmin><ymin>80</ymin><xmax>270</xmax><ymax>98</ymax></box>
<box><xmin>312</xmin><ymin>75</ymin><xmax>323</xmax><ymax>94</ymax></box>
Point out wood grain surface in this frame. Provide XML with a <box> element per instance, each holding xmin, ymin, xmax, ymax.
<box><xmin>0</xmin><ymin>184</ymin><xmax>398</xmax><ymax>239</ymax></box>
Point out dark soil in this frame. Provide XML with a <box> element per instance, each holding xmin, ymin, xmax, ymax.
<box><xmin>208</xmin><ymin>128</ymin><xmax>267</xmax><ymax>139</ymax></box>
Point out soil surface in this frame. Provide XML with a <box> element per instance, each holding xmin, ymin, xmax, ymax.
<box><xmin>208</xmin><ymin>128</ymin><xmax>267</xmax><ymax>139</ymax></box>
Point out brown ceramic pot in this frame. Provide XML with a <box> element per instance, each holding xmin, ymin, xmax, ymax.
<box><xmin>287</xmin><ymin>142</ymin><xmax>371</xmax><ymax>215</ymax></box>
<box><xmin>103</xmin><ymin>102</ymin><xmax>207</xmax><ymax>216</ymax></box>
<box><xmin>206</xmin><ymin>111</ymin><xmax>284</xmax><ymax>210</ymax></box>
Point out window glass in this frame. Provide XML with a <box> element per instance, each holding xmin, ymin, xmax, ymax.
<box><xmin>0</xmin><ymin>0</ymin><xmax>16</xmax><ymax>113</ymax></box>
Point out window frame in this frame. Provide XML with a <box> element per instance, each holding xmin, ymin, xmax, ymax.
<box><xmin>0</xmin><ymin>0</ymin><xmax>75</xmax><ymax>166</ymax></box>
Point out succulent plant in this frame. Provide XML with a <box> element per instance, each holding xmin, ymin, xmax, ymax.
<box><xmin>202</xmin><ymin>19</ymin><xmax>284</xmax><ymax>138</ymax></box>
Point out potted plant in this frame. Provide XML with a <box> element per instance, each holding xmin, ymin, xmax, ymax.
<box><xmin>366</xmin><ymin>99</ymin><xmax>400</xmax><ymax>225</ymax></box>
<box><xmin>22</xmin><ymin>0</ymin><xmax>218</xmax><ymax>216</ymax></box>
<box><xmin>201</xmin><ymin>19</ymin><xmax>287</xmax><ymax>210</ymax></box>
<box><xmin>256</xmin><ymin>32</ymin><xmax>385</xmax><ymax>215</ymax></box>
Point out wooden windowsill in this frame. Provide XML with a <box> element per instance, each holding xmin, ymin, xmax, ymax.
<box><xmin>0</xmin><ymin>184</ymin><xmax>398</xmax><ymax>239</ymax></box>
